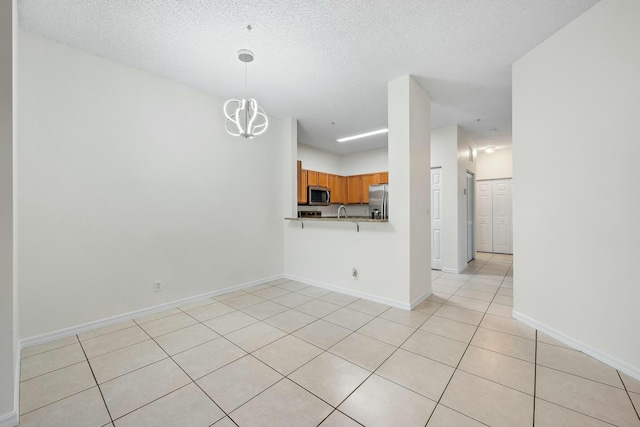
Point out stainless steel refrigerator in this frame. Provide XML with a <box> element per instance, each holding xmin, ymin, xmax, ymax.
<box><xmin>369</xmin><ymin>184</ymin><xmax>389</xmax><ymax>219</ymax></box>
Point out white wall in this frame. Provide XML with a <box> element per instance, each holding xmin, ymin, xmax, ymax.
<box><xmin>0</xmin><ymin>0</ymin><xmax>17</xmax><ymax>423</ymax></box>
<box><xmin>298</xmin><ymin>144</ymin><xmax>388</xmax><ymax>182</ymax></box>
<box><xmin>18</xmin><ymin>31</ymin><xmax>287</xmax><ymax>338</ymax></box>
<box><xmin>476</xmin><ymin>148</ymin><xmax>512</xmax><ymax>180</ymax></box>
<box><xmin>298</xmin><ymin>144</ymin><xmax>388</xmax><ymax>178</ymax></box>
<box><xmin>297</xmin><ymin>143</ymin><xmax>341</xmax><ymax>175</ymax></box>
<box><xmin>341</xmin><ymin>147</ymin><xmax>388</xmax><ymax>176</ymax></box>
<box><xmin>285</xmin><ymin>76</ymin><xmax>431</xmax><ymax>308</ymax></box>
<box><xmin>430</xmin><ymin>125</ymin><xmax>476</xmax><ymax>272</ymax></box>
<box><xmin>513</xmin><ymin>0</ymin><xmax>640</xmax><ymax>377</ymax></box>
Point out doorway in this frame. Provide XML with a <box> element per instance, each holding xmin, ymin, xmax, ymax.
<box><xmin>475</xmin><ymin>178</ymin><xmax>513</xmax><ymax>254</ymax></box>
<box><xmin>466</xmin><ymin>172</ymin><xmax>475</xmax><ymax>262</ymax></box>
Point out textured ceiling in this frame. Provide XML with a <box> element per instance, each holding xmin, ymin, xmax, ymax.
<box><xmin>18</xmin><ymin>0</ymin><xmax>599</xmax><ymax>154</ymax></box>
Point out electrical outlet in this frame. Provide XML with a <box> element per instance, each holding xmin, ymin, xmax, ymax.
<box><xmin>352</xmin><ymin>268</ymin><xmax>358</xmax><ymax>279</ymax></box>
<box><xmin>154</xmin><ymin>281</ymin><xmax>162</xmax><ymax>292</ymax></box>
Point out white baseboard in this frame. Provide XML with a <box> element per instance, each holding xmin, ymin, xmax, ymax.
<box><xmin>0</xmin><ymin>411</ymin><xmax>18</xmax><ymax>427</ymax></box>
<box><xmin>513</xmin><ymin>311</ymin><xmax>640</xmax><ymax>382</ymax></box>
<box><xmin>13</xmin><ymin>345</ymin><xmax>19</xmax><ymax>426</ymax></box>
<box><xmin>442</xmin><ymin>263</ymin><xmax>468</xmax><ymax>274</ymax></box>
<box><xmin>1</xmin><ymin>345</ymin><xmax>22</xmax><ymax>427</ymax></box>
<box><xmin>20</xmin><ymin>274</ymin><xmax>284</xmax><ymax>349</ymax></box>
<box><xmin>284</xmin><ymin>274</ymin><xmax>412</xmax><ymax>311</ymax></box>
<box><xmin>410</xmin><ymin>289</ymin><xmax>433</xmax><ymax>310</ymax></box>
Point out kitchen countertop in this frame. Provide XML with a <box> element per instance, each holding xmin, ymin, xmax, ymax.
<box><xmin>285</xmin><ymin>216</ymin><xmax>388</xmax><ymax>223</ymax></box>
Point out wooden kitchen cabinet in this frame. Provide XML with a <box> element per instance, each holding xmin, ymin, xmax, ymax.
<box><xmin>328</xmin><ymin>174</ymin><xmax>338</xmax><ymax>204</ymax></box>
<box><xmin>307</xmin><ymin>170</ymin><xmax>318</xmax><ymax>186</ymax></box>
<box><xmin>361</xmin><ymin>174</ymin><xmax>371</xmax><ymax>203</ymax></box>
<box><xmin>341</xmin><ymin>176</ymin><xmax>348</xmax><ymax>204</ymax></box>
<box><xmin>329</xmin><ymin>174</ymin><xmax>348</xmax><ymax>204</ymax></box>
<box><xmin>318</xmin><ymin>172</ymin><xmax>329</xmax><ymax>188</ymax></box>
<box><xmin>379</xmin><ymin>171</ymin><xmax>389</xmax><ymax>184</ymax></box>
<box><xmin>334</xmin><ymin>176</ymin><xmax>347</xmax><ymax>204</ymax></box>
<box><xmin>341</xmin><ymin>177</ymin><xmax>348</xmax><ymax>204</ymax></box>
<box><xmin>298</xmin><ymin>169</ymin><xmax>308</xmax><ymax>204</ymax></box>
<box><xmin>347</xmin><ymin>176</ymin><xmax>362</xmax><ymax>204</ymax></box>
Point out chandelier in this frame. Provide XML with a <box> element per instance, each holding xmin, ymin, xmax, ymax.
<box><xmin>223</xmin><ymin>49</ymin><xmax>268</xmax><ymax>139</ymax></box>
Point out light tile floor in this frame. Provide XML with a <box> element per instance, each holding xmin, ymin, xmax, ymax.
<box><xmin>17</xmin><ymin>253</ymin><xmax>640</xmax><ymax>427</ymax></box>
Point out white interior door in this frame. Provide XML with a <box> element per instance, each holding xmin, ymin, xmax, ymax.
<box><xmin>493</xmin><ymin>179</ymin><xmax>512</xmax><ymax>254</ymax></box>
<box><xmin>466</xmin><ymin>172</ymin><xmax>475</xmax><ymax>262</ymax></box>
<box><xmin>431</xmin><ymin>168</ymin><xmax>442</xmax><ymax>270</ymax></box>
<box><xmin>476</xmin><ymin>181</ymin><xmax>493</xmax><ymax>252</ymax></box>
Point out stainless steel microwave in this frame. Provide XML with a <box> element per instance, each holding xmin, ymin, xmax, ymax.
<box><xmin>308</xmin><ymin>186</ymin><xmax>331</xmax><ymax>206</ymax></box>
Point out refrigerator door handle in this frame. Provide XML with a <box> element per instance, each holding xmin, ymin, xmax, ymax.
<box><xmin>382</xmin><ymin>188</ymin><xmax>387</xmax><ymax>219</ymax></box>
<box><xmin>385</xmin><ymin>185</ymin><xmax>389</xmax><ymax>219</ymax></box>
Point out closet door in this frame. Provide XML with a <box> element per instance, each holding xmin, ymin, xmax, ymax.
<box><xmin>476</xmin><ymin>181</ymin><xmax>493</xmax><ymax>252</ymax></box>
<box><xmin>492</xmin><ymin>179</ymin><xmax>512</xmax><ymax>254</ymax></box>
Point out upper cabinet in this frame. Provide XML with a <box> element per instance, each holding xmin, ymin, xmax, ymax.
<box><xmin>360</xmin><ymin>175</ymin><xmax>371</xmax><ymax>203</ymax></box>
<box><xmin>318</xmin><ymin>172</ymin><xmax>329</xmax><ymax>188</ymax></box>
<box><xmin>329</xmin><ymin>175</ymin><xmax>348</xmax><ymax>205</ymax></box>
<box><xmin>307</xmin><ymin>170</ymin><xmax>318</xmax><ymax>186</ymax></box>
<box><xmin>347</xmin><ymin>176</ymin><xmax>362</xmax><ymax>204</ymax></box>
<box><xmin>297</xmin><ymin>161</ymin><xmax>308</xmax><ymax>204</ymax></box>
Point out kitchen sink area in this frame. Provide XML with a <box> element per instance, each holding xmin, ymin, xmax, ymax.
<box><xmin>286</xmin><ymin>209</ymin><xmax>388</xmax><ymax>233</ymax></box>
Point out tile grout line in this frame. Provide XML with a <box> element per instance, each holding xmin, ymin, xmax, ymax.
<box><xmin>77</xmin><ymin>335</ymin><xmax>115</xmax><ymax>425</ymax></box>
<box><xmin>617</xmin><ymin>370</ymin><xmax>640</xmax><ymax>422</ymax></box>
<box><xmin>533</xmin><ymin>364</ymin><xmax>629</xmax><ymax>391</ymax></box>
<box><xmin>20</xmin><ymin>337</ymin><xmax>80</xmax><ymax>361</ymax></box>
<box><xmin>318</xmin><ymin>409</ymin><xmax>365</xmax><ymax>427</ymax></box>
<box><xmin>19</xmin><ymin>358</ymin><xmax>88</xmax><ymax>384</ymax></box>
<box><xmin>533</xmin><ymin>396</ymin><xmax>619</xmax><ymax>426</ymax></box>
<box><xmin>79</xmin><ymin>324</ymin><xmax>141</xmax><ymax>344</ymax></box>
<box><xmin>17</xmin><ymin>380</ymin><xmax>97</xmax><ymax>419</ymax></box>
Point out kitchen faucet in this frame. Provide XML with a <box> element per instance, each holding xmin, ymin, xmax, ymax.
<box><xmin>337</xmin><ymin>205</ymin><xmax>348</xmax><ymax>219</ymax></box>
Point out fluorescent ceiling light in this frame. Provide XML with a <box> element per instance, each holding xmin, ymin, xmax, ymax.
<box><xmin>484</xmin><ymin>146</ymin><xmax>496</xmax><ymax>153</ymax></box>
<box><xmin>337</xmin><ymin>128</ymin><xmax>388</xmax><ymax>143</ymax></box>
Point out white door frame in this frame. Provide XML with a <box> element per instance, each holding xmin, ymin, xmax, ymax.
<box><xmin>466</xmin><ymin>172</ymin><xmax>475</xmax><ymax>262</ymax></box>
<box><xmin>431</xmin><ymin>167</ymin><xmax>443</xmax><ymax>270</ymax></box>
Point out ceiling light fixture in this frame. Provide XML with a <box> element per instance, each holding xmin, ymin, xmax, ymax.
<box><xmin>484</xmin><ymin>146</ymin><xmax>496</xmax><ymax>153</ymax></box>
<box><xmin>223</xmin><ymin>46</ymin><xmax>268</xmax><ymax>139</ymax></box>
<box><xmin>337</xmin><ymin>128</ymin><xmax>388</xmax><ymax>143</ymax></box>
